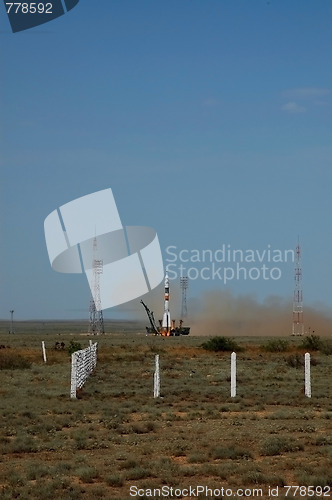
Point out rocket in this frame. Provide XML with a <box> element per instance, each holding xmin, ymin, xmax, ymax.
<box><xmin>162</xmin><ymin>272</ymin><xmax>171</xmax><ymax>334</ymax></box>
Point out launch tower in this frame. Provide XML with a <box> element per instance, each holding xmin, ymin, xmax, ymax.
<box><xmin>292</xmin><ymin>240</ymin><xmax>304</xmax><ymax>336</ymax></box>
<box><xmin>180</xmin><ymin>276</ymin><xmax>188</xmax><ymax>319</ymax></box>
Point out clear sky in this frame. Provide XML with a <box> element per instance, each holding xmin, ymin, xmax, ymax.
<box><xmin>1</xmin><ymin>0</ymin><xmax>332</xmax><ymax>321</ymax></box>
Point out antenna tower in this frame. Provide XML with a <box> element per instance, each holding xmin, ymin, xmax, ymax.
<box><xmin>180</xmin><ymin>276</ymin><xmax>188</xmax><ymax>319</ymax></box>
<box><xmin>9</xmin><ymin>310</ymin><xmax>14</xmax><ymax>334</ymax></box>
<box><xmin>292</xmin><ymin>240</ymin><xmax>304</xmax><ymax>336</ymax></box>
<box><xmin>88</xmin><ymin>236</ymin><xmax>105</xmax><ymax>335</ymax></box>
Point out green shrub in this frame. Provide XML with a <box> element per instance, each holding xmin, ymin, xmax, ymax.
<box><xmin>125</xmin><ymin>467</ymin><xmax>151</xmax><ymax>480</ymax></box>
<box><xmin>286</xmin><ymin>353</ymin><xmax>319</xmax><ymax>368</ymax></box>
<box><xmin>243</xmin><ymin>471</ymin><xmax>266</xmax><ymax>484</ymax></box>
<box><xmin>296</xmin><ymin>473</ymin><xmax>332</xmax><ymax>487</ymax></box>
<box><xmin>68</xmin><ymin>340</ymin><xmax>82</xmax><ymax>356</ymax></box>
<box><xmin>26</xmin><ymin>463</ymin><xmax>50</xmax><ymax>480</ymax></box>
<box><xmin>76</xmin><ymin>466</ymin><xmax>99</xmax><ymax>483</ymax></box>
<box><xmin>210</xmin><ymin>446</ymin><xmax>252</xmax><ymax>460</ymax></box>
<box><xmin>262</xmin><ymin>339</ymin><xmax>290</xmax><ymax>352</ymax></box>
<box><xmin>119</xmin><ymin>459</ymin><xmax>138</xmax><ymax>470</ymax></box>
<box><xmin>201</xmin><ymin>336</ymin><xmax>241</xmax><ymax>352</ymax></box>
<box><xmin>106</xmin><ymin>474</ymin><xmax>124</xmax><ymax>487</ymax></box>
<box><xmin>0</xmin><ymin>351</ymin><xmax>31</xmax><ymax>370</ymax></box>
<box><xmin>320</xmin><ymin>341</ymin><xmax>332</xmax><ymax>355</ymax></box>
<box><xmin>9</xmin><ymin>434</ymin><xmax>38</xmax><ymax>453</ymax></box>
<box><xmin>285</xmin><ymin>353</ymin><xmax>304</xmax><ymax>368</ymax></box>
<box><xmin>131</xmin><ymin>421</ymin><xmax>156</xmax><ymax>434</ymax></box>
<box><xmin>244</xmin><ymin>471</ymin><xmax>285</xmax><ymax>486</ymax></box>
<box><xmin>261</xmin><ymin>436</ymin><xmax>303</xmax><ymax>456</ymax></box>
<box><xmin>187</xmin><ymin>452</ymin><xmax>208</xmax><ymax>463</ymax></box>
<box><xmin>301</xmin><ymin>335</ymin><xmax>322</xmax><ymax>351</ymax></box>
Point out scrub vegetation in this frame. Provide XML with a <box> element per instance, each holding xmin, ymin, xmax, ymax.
<box><xmin>0</xmin><ymin>321</ymin><xmax>332</xmax><ymax>499</ymax></box>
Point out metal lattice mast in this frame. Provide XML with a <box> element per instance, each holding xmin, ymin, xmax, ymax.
<box><xmin>292</xmin><ymin>240</ymin><xmax>304</xmax><ymax>336</ymax></box>
<box><xmin>180</xmin><ymin>276</ymin><xmax>188</xmax><ymax>319</ymax></box>
<box><xmin>9</xmin><ymin>310</ymin><xmax>14</xmax><ymax>334</ymax></box>
<box><xmin>88</xmin><ymin>237</ymin><xmax>105</xmax><ymax>335</ymax></box>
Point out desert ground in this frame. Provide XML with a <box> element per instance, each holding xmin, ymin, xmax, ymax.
<box><xmin>0</xmin><ymin>321</ymin><xmax>332</xmax><ymax>499</ymax></box>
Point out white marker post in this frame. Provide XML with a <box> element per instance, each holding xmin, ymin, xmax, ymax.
<box><xmin>231</xmin><ymin>352</ymin><xmax>236</xmax><ymax>398</ymax></box>
<box><xmin>305</xmin><ymin>352</ymin><xmax>311</xmax><ymax>398</ymax></box>
<box><xmin>154</xmin><ymin>354</ymin><xmax>160</xmax><ymax>398</ymax></box>
<box><xmin>41</xmin><ymin>341</ymin><xmax>47</xmax><ymax>363</ymax></box>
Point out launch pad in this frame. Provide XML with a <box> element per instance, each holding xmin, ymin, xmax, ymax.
<box><xmin>141</xmin><ymin>273</ymin><xmax>190</xmax><ymax>336</ymax></box>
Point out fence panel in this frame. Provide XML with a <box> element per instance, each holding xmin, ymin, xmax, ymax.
<box><xmin>70</xmin><ymin>342</ymin><xmax>98</xmax><ymax>398</ymax></box>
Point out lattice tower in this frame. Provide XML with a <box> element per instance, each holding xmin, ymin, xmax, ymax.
<box><xmin>292</xmin><ymin>241</ymin><xmax>304</xmax><ymax>336</ymax></box>
<box><xmin>88</xmin><ymin>237</ymin><xmax>105</xmax><ymax>335</ymax></box>
<box><xmin>180</xmin><ymin>276</ymin><xmax>188</xmax><ymax>319</ymax></box>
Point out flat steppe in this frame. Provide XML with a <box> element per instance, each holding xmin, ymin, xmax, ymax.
<box><xmin>0</xmin><ymin>321</ymin><xmax>331</xmax><ymax>499</ymax></box>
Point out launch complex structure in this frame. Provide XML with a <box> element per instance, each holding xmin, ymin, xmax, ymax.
<box><xmin>85</xmin><ymin>235</ymin><xmax>303</xmax><ymax>337</ymax></box>
<box><xmin>141</xmin><ymin>273</ymin><xmax>190</xmax><ymax>336</ymax></box>
<box><xmin>142</xmin><ymin>240</ymin><xmax>305</xmax><ymax>337</ymax></box>
<box><xmin>86</xmin><ymin>232</ymin><xmax>185</xmax><ymax>336</ymax></box>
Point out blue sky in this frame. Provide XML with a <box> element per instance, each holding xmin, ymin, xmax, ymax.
<box><xmin>1</xmin><ymin>0</ymin><xmax>332</xmax><ymax>321</ymax></box>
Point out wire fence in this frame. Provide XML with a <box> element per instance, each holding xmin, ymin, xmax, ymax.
<box><xmin>70</xmin><ymin>342</ymin><xmax>98</xmax><ymax>398</ymax></box>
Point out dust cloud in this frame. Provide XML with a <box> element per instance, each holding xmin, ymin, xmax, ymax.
<box><xmin>188</xmin><ymin>290</ymin><xmax>332</xmax><ymax>337</ymax></box>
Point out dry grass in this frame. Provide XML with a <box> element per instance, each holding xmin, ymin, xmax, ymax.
<box><xmin>0</xmin><ymin>322</ymin><xmax>332</xmax><ymax>499</ymax></box>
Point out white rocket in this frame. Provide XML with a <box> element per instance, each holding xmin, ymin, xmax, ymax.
<box><xmin>162</xmin><ymin>272</ymin><xmax>171</xmax><ymax>332</ymax></box>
